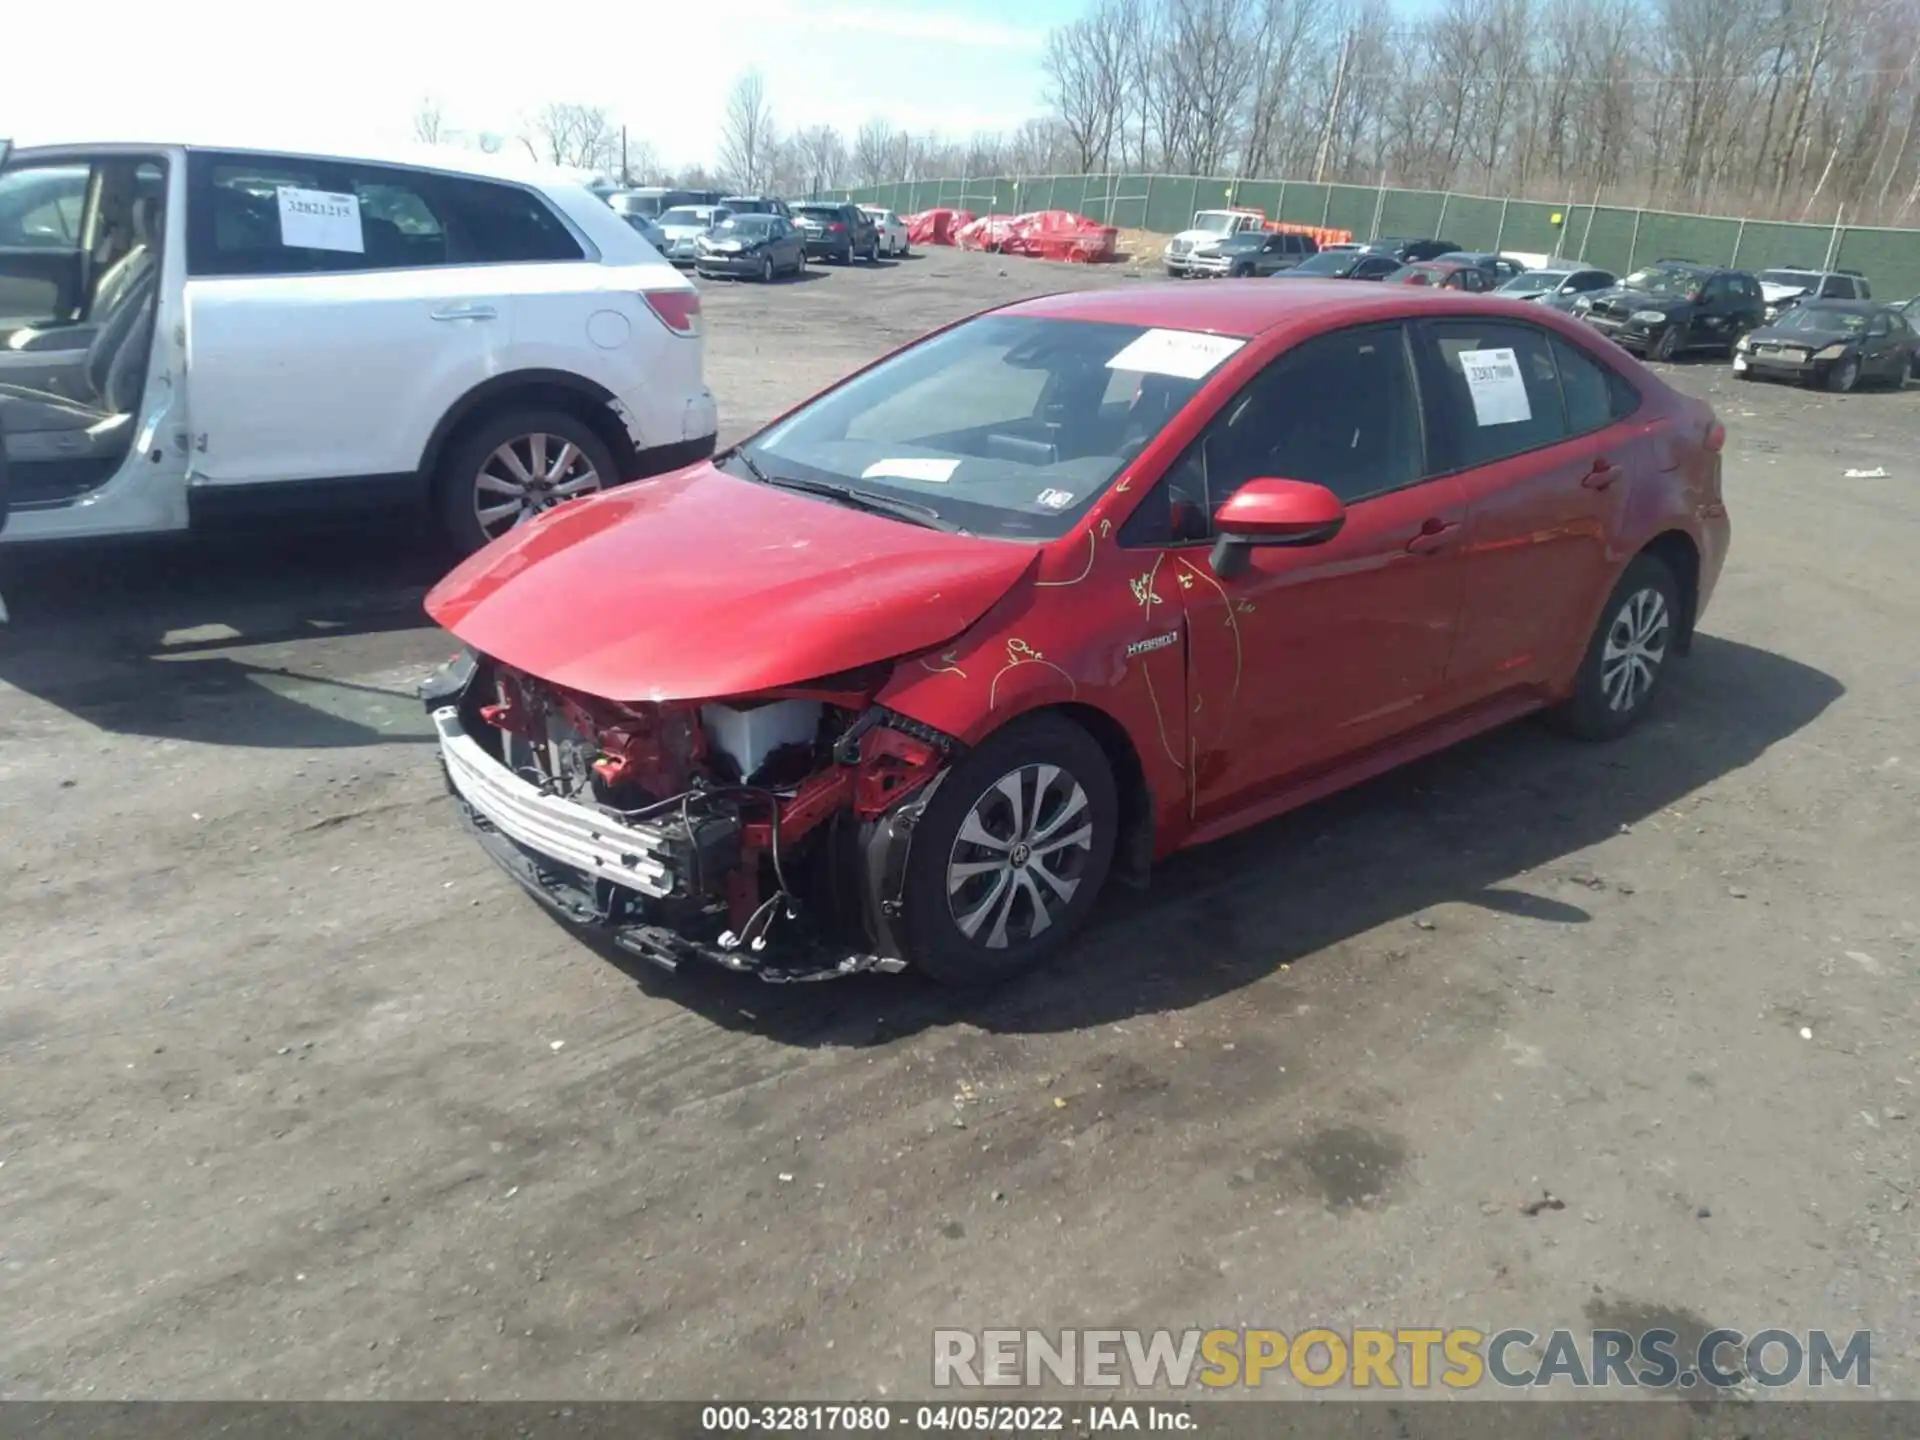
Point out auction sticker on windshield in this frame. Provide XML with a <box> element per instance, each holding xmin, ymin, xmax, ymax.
<box><xmin>1457</xmin><ymin>347</ymin><xmax>1531</xmax><ymax>426</ymax></box>
<box><xmin>1106</xmin><ymin>328</ymin><xmax>1246</xmax><ymax>380</ymax></box>
<box><xmin>862</xmin><ymin>458</ymin><xmax>959</xmax><ymax>484</ymax></box>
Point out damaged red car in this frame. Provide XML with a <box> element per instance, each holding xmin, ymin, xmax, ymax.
<box><xmin>421</xmin><ymin>282</ymin><xmax>1731</xmax><ymax>986</ymax></box>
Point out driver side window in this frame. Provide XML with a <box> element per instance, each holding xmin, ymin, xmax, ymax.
<box><xmin>1120</xmin><ymin>323</ymin><xmax>1426</xmax><ymax>547</ymax></box>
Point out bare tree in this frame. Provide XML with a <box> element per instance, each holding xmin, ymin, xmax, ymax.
<box><xmin>523</xmin><ymin>103</ymin><xmax>619</xmax><ymax>171</ymax></box>
<box><xmin>792</xmin><ymin>125</ymin><xmax>849</xmax><ymax>194</ymax></box>
<box><xmin>719</xmin><ymin>70</ymin><xmax>778</xmax><ymax>192</ymax></box>
<box><xmin>1043</xmin><ymin>0</ymin><xmax>1134</xmax><ymax>170</ymax></box>
<box><xmin>414</xmin><ymin>98</ymin><xmax>448</xmax><ymax>146</ymax></box>
<box><xmin>853</xmin><ymin>119</ymin><xmax>897</xmax><ymax>185</ymax></box>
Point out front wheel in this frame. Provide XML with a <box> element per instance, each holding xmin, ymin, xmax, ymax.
<box><xmin>1827</xmin><ymin>355</ymin><xmax>1860</xmax><ymax>393</ymax></box>
<box><xmin>1548</xmin><ymin>554</ymin><xmax>1681</xmax><ymax>741</ymax></box>
<box><xmin>436</xmin><ymin>408</ymin><xmax>616</xmax><ymax>556</ymax></box>
<box><xmin>898</xmin><ymin>714</ymin><xmax>1117</xmax><ymax>987</ymax></box>
<box><xmin>1650</xmin><ymin>326</ymin><xmax>1681</xmax><ymax>362</ymax></box>
<box><xmin>759</xmin><ymin>254</ymin><xmax>774</xmax><ymax>283</ymax></box>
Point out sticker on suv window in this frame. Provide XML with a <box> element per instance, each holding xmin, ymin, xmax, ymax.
<box><xmin>1106</xmin><ymin>328</ymin><xmax>1245</xmax><ymax>380</ymax></box>
<box><xmin>1457</xmin><ymin>347</ymin><xmax>1531</xmax><ymax>426</ymax></box>
<box><xmin>277</xmin><ymin>186</ymin><xmax>364</xmax><ymax>253</ymax></box>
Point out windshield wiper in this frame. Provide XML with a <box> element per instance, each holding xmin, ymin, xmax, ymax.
<box><xmin>720</xmin><ymin>446</ymin><xmax>772</xmax><ymax>485</ymax></box>
<box><xmin>759</xmin><ymin>474</ymin><xmax>962</xmax><ymax>532</ymax></box>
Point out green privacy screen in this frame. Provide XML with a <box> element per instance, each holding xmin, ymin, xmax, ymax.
<box><xmin>842</xmin><ymin>173</ymin><xmax>1920</xmax><ymax>295</ymax></box>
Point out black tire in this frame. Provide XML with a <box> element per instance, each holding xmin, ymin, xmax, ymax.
<box><xmin>898</xmin><ymin>713</ymin><xmax>1118</xmax><ymax>987</ymax></box>
<box><xmin>435</xmin><ymin>407</ymin><xmax>618</xmax><ymax>557</ymax></box>
<box><xmin>1548</xmin><ymin>553</ymin><xmax>1682</xmax><ymax>742</ymax></box>
<box><xmin>1229</xmin><ymin>262</ymin><xmax>1253</xmax><ymax>278</ymax></box>
<box><xmin>1827</xmin><ymin>355</ymin><xmax>1860</xmax><ymax>393</ymax></box>
<box><xmin>759</xmin><ymin>254</ymin><xmax>774</xmax><ymax>283</ymax></box>
<box><xmin>1650</xmin><ymin>326</ymin><xmax>1681</xmax><ymax>363</ymax></box>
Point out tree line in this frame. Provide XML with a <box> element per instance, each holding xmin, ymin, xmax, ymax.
<box><xmin>414</xmin><ymin>0</ymin><xmax>1920</xmax><ymax>229</ymax></box>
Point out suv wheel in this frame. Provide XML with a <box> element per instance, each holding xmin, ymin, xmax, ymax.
<box><xmin>1650</xmin><ymin>327</ymin><xmax>1681</xmax><ymax>362</ymax></box>
<box><xmin>438</xmin><ymin>407</ymin><xmax>616</xmax><ymax>555</ymax></box>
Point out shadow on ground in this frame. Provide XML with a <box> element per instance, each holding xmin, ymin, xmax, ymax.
<box><xmin>0</xmin><ymin>530</ymin><xmax>449</xmax><ymax>748</ymax></box>
<box><xmin>587</xmin><ymin>634</ymin><xmax>1842</xmax><ymax>1042</ymax></box>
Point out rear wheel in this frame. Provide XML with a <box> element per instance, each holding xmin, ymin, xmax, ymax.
<box><xmin>899</xmin><ymin>714</ymin><xmax>1117</xmax><ymax>987</ymax></box>
<box><xmin>1548</xmin><ymin>554</ymin><xmax>1681</xmax><ymax>741</ymax></box>
<box><xmin>436</xmin><ymin>407</ymin><xmax>616</xmax><ymax>556</ymax></box>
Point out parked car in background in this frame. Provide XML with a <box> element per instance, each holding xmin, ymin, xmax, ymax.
<box><xmin>656</xmin><ymin>204</ymin><xmax>730</xmax><ymax>266</ymax></box>
<box><xmin>1385</xmin><ymin>259</ymin><xmax>1496</xmax><ymax>291</ymax></box>
<box><xmin>1320</xmin><ymin>241</ymin><xmax>1363</xmax><ymax>254</ymax></box>
<box><xmin>1733</xmin><ymin>299</ymin><xmax>1914</xmax><ymax>391</ymax></box>
<box><xmin>1271</xmin><ymin>248</ymin><xmax>1403</xmax><ymax>281</ymax></box>
<box><xmin>1163</xmin><ymin>209</ymin><xmax>1268</xmax><ymax>275</ymax></box>
<box><xmin>694</xmin><ymin>213</ymin><xmax>807</xmax><ymax>282</ymax></box>
<box><xmin>0</xmin><ymin>136</ymin><xmax>716</xmax><ymax>556</ymax></box>
<box><xmin>720</xmin><ymin>194</ymin><xmax>793</xmax><ymax>221</ymax></box>
<box><xmin>1435</xmin><ymin>251</ymin><xmax>1529</xmax><ymax>284</ymax></box>
<box><xmin>420</xmin><ymin>281</ymin><xmax>1729</xmax><ymax>989</ymax></box>
<box><xmin>791</xmin><ymin>201</ymin><xmax>880</xmax><ymax>263</ymax></box>
<box><xmin>1754</xmin><ymin>267</ymin><xmax>1871</xmax><ymax>323</ymax></box>
<box><xmin>859</xmin><ymin>206</ymin><xmax>912</xmax><ymax>256</ymax></box>
<box><xmin>1576</xmin><ymin>261</ymin><xmax>1764</xmax><ymax>361</ymax></box>
<box><xmin>621</xmin><ymin>212</ymin><xmax>669</xmax><ymax>254</ymax></box>
<box><xmin>1180</xmin><ymin>230</ymin><xmax>1318</xmax><ymax>278</ymax></box>
<box><xmin>608</xmin><ymin>188</ymin><xmax>687</xmax><ymax>221</ymax></box>
<box><xmin>1362</xmin><ymin>236</ymin><xmax>1462</xmax><ymax>264</ymax></box>
<box><xmin>1498</xmin><ymin>266</ymin><xmax>1617</xmax><ymax>307</ymax></box>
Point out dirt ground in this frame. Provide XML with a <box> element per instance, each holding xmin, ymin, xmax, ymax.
<box><xmin>2</xmin><ymin>250</ymin><xmax>1916</xmax><ymax>1404</ymax></box>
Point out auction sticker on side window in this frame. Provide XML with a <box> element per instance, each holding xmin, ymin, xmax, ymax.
<box><xmin>277</xmin><ymin>186</ymin><xmax>364</xmax><ymax>254</ymax></box>
<box><xmin>1106</xmin><ymin>328</ymin><xmax>1245</xmax><ymax>380</ymax></box>
<box><xmin>1457</xmin><ymin>348</ymin><xmax>1531</xmax><ymax>426</ymax></box>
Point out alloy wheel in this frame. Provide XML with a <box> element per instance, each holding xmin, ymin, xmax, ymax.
<box><xmin>1600</xmin><ymin>587</ymin><xmax>1671</xmax><ymax>713</ymax></box>
<box><xmin>946</xmin><ymin>763</ymin><xmax>1096</xmax><ymax>950</ymax></box>
<box><xmin>472</xmin><ymin>433</ymin><xmax>602</xmax><ymax>540</ymax></box>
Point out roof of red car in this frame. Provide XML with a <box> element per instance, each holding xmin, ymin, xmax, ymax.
<box><xmin>1002</xmin><ymin>281</ymin><xmax>1448</xmax><ymax>339</ymax></box>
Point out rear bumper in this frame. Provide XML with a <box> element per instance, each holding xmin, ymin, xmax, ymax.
<box><xmin>801</xmin><ymin>237</ymin><xmax>852</xmax><ymax>258</ymax></box>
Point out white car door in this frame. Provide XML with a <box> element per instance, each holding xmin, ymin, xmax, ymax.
<box><xmin>180</xmin><ymin>152</ymin><xmax>515</xmax><ymax>491</ymax></box>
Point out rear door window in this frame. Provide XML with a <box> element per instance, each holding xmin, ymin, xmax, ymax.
<box><xmin>433</xmin><ymin>175</ymin><xmax>584</xmax><ymax>264</ymax></box>
<box><xmin>1419</xmin><ymin>319</ymin><xmax>1571</xmax><ymax>467</ymax></box>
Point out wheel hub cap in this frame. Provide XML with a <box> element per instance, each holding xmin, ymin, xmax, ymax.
<box><xmin>473</xmin><ymin>433</ymin><xmax>603</xmax><ymax>540</ymax></box>
<box><xmin>1599</xmin><ymin>587</ymin><xmax>1671</xmax><ymax>713</ymax></box>
<box><xmin>946</xmin><ymin>764</ymin><xmax>1094</xmax><ymax>950</ymax></box>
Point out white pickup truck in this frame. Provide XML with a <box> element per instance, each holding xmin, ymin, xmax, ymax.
<box><xmin>1163</xmin><ymin>210</ymin><xmax>1267</xmax><ymax>277</ymax></box>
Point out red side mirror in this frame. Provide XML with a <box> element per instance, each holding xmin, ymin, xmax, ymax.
<box><xmin>1211</xmin><ymin>478</ymin><xmax>1346</xmax><ymax>577</ymax></box>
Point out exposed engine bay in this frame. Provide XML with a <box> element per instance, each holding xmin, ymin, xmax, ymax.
<box><xmin>422</xmin><ymin>648</ymin><xmax>960</xmax><ymax>981</ymax></box>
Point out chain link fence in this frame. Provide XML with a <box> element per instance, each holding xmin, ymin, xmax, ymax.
<box><xmin>844</xmin><ymin>173</ymin><xmax>1920</xmax><ymax>297</ymax></box>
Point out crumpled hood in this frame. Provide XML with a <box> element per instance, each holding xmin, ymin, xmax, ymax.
<box><xmin>1760</xmin><ymin>280</ymin><xmax>1815</xmax><ymax>304</ymax></box>
<box><xmin>424</xmin><ymin>464</ymin><xmax>1041</xmax><ymax>703</ymax></box>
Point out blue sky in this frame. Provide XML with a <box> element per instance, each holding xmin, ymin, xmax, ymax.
<box><xmin>5</xmin><ymin>0</ymin><xmax>1083</xmax><ymax>172</ymax></box>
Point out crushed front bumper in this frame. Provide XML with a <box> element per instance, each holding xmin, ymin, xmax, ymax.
<box><xmin>430</xmin><ymin>699</ymin><xmax>921</xmax><ymax>983</ymax></box>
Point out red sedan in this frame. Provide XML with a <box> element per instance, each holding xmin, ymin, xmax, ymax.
<box><xmin>1388</xmin><ymin>259</ymin><xmax>1497</xmax><ymax>292</ymax></box>
<box><xmin>421</xmin><ymin>282</ymin><xmax>1731</xmax><ymax>986</ymax></box>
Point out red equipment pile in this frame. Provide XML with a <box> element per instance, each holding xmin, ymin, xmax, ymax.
<box><xmin>905</xmin><ymin>209</ymin><xmax>1120</xmax><ymax>264</ymax></box>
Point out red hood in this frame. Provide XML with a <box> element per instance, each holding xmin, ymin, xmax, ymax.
<box><xmin>424</xmin><ymin>464</ymin><xmax>1039</xmax><ymax>702</ymax></box>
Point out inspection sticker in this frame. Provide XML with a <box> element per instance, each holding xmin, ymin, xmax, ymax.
<box><xmin>1107</xmin><ymin>328</ymin><xmax>1246</xmax><ymax>380</ymax></box>
<box><xmin>862</xmin><ymin>457</ymin><xmax>959</xmax><ymax>483</ymax></box>
<box><xmin>277</xmin><ymin>186</ymin><xmax>364</xmax><ymax>254</ymax></box>
<box><xmin>1457</xmin><ymin>348</ymin><xmax>1530</xmax><ymax>426</ymax></box>
<box><xmin>1035</xmin><ymin>488</ymin><xmax>1076</xmax><ymax>510</ymax></box>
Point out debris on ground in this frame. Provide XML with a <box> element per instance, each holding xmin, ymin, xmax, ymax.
<box><xmin>1520</xmin><ymin>1191</ymin><xmax>1566</xmax><ymax>1216</ymax></box>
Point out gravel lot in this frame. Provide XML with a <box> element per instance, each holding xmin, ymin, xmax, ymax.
<box><xmin>2</xmin><ymin>249</ymin><xmax>1916</xmax><ymax>1402</ymax></box>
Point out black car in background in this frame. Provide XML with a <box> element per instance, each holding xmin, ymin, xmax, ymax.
<box><xmin>1576</xmin><ymin>260</ymin><xmax>1765</xmax><ymax>360</ymax></box>
<box><xmin>693</xmin><ymin>213</ymin><xmax>808</xmax><ymax>282</ymax></box>
<box><xmin>719</xmin><ymin>194</ymin><xmax>794</xmax><ymax>221</ymax></box>
<box><xmin>791</xmin><ymin>201</ymin><xmax>880</xmax><ymax>263</ymax></box>
<box><xmin>1435</xmin><ymin>251</ymin><xmax>1530</xmax><ymax>283</ymax></box>
<box><xmin>1273</xmin><ymin>248</ymin><xmax>1404</xmax><ymax>281</ymax></box>
<box><xmin>1733</xmin><ymin>300</ymin><xmax>1916</xmax><ymax>392</ymax></box>
<box><xmin>1185</xmin><ymin>229</ymin><xmax>1319</xmax><ymax>277</ymax></box>
<box><xmin>1362</xmin><ymin>236</ymin><xmax>1462</xmax><ymax>264</ymax></box>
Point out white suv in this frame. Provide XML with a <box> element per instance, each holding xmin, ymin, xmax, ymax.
<box><xmin>0</xmin><ymin>137</ymin><xmax>718</xmax><ymax>554</ymax></box>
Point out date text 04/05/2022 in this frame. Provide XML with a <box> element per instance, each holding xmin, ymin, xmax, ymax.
<box><xmin>698</xmin><ymin>1403</ymin><xmax>1196</xmax><ymax>1432</ymax></box>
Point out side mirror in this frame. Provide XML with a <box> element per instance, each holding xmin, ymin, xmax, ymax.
<box><xmin>1209</xmin><ymin>478</ymin><xmax>1346</xmax><ymax>579</ymax></box>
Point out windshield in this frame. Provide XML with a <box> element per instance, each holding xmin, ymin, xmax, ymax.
<box><xmin>1777</xmin><ymin>305</ymin><xmax>1865</xmax><ymax>334</ymax></box>
<box><xmin>1192</xmin><ymin>211</ymin><xmax>1238</xmax><ymax>233</ymax></box>
<box><xmin>1759</xmin><ymin>270</ymin><xmax>1820</xmax><ymax>289</ymax></box>
<box><xmin>725</xmin><ymin>199</ymin><xmax>772</xmax><ymax>213</ymax></box>
<box><xmin>1290</xmin><ymin>250</ymin><xmax>1356</xmax><ymax>276</ymax></box>
<box><xmin>1502</xmin><ymin>270</ymin><xmax>1569</xmax><ymax>291</ymax></box>
<box><xmin>1622</xmin><ymin>265</ymin><xmax>1701</xmax><ymax>297</ymax></box>
<box><xmin>795</xmin><ymin>205</ymin><xmax>840</xmax><ymax>220</ymax></box>
<box><xmin>714</xmin><ymin>215</ymin><xmax>775</xmax><ymax>235</ymax></box>
<box><xmin>660</xmin><ymin>207</ymin><xmax>711</xmax><ymax>227</ymax></box>
<box><xmin>735</xmin><ymin>315</ymin><xmax>1240</xmax><ymax>540</ymax></box>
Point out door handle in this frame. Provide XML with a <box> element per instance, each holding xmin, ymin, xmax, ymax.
<box><xmin>1405</xmin><ymin>518</ymin><xmax>1459</xmax><ymax>554</ymax></box>
<box><xmin>431</xmin><ymin>304</ymin><xmax>497</xmax><ymax>322</ymax></box>
<box><xmin>1581</xmin><ymin>458</ymin><xmax>1618</xmax><ymax>490</ymax></box>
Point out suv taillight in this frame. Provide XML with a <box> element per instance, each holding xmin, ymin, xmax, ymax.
<box><xmin>829</xmin><ymin>222</ymin><xmax>846</xmax><ymax>233</ymax></box>
<box><xmin>642</xmin><ymin>290</ymin><xmax>701</xmax><ymax>337</ymax></box>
